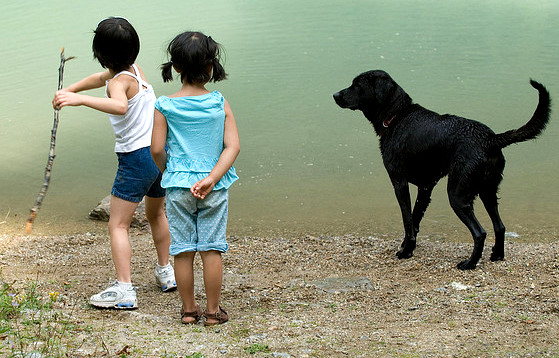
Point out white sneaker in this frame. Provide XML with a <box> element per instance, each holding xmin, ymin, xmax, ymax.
<box><xmin>89</xmin><ymin>281</ymin><xmax>137</xmax><ymax>309</ymax></box>
<box><xmin>154</xmin><ymin>263</ymin><xmax>177</xmax><ymax>292</ymax></box>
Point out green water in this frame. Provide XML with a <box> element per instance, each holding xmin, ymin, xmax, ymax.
<box><xmin>1</xmin><ymin>1</ymin><xmax>557</xmax><ymax>240</ymax></box>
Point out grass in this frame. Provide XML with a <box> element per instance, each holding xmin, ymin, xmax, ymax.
<box><xmin>0</xmin><ymin>273</ymin><xmax>213</xmax><ymax>358</ymax></box>
<box><xmin>244</xmin><ymin>343</ymin><xmax>271</xmax><ymax>354</ymax></box>
<box><xmin>185</xmin><ymin>354</ymin><xmax>204</xmax><ymax>358</ymax></box>
<box><xmin>0</xmin><ymin>272</ymin><xmax>96</xmax><ymax>357</ymax></box>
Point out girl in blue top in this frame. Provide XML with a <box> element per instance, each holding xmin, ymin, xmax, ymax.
<box><xmin>151</xmin><ymin>31</ymin><xmax>240</xmax><ymax>326</ymax></box>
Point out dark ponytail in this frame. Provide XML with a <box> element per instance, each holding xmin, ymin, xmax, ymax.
<box><xmin>211</xmin><ymin>58</ymin><xmax>227</xmax><ymax>82</ymax></box>
<box><xmin>161</xmin><ymin>61</ymin><xmax>174</xmax><ymax>82</ymax></box>
<box><xmin>207</xmin><ymin>36</ymin><xmax>227</xmax><ymax>82</ymax></box>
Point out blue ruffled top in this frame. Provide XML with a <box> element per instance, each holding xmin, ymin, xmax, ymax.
<box><xmin>154</xmin><ymin>91</ymin><xmax>238</xmax><ymax>190</ymax></box>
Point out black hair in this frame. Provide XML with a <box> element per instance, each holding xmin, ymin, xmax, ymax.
<box><xmin>92</xmin><ymin>17</ymin><xmax>140</xmax><ymax>72</ymax></box>
<box><xmin>161</xmin><ymin>31</ymin><xmax>227</xmax><ymax>84</ymax></box>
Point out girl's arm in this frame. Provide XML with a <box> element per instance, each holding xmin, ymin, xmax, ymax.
<box><xmin>52</xmin><ymin>75</ymin><xmax>128</xmax><ymax>115</ymax></box>
<box><xmin>151</xmin><ymin>109</ymin><xmax>168</xmax><ymax>173</ymax></box>
<box><xmin>191</xmin><ymin>99</ymin><xmax>240</xmax><ymax>199</ymax></box>
<box><xmin>64</xmin><ymin>71</ymin><xmax>112</xmax><ymax>93</ymax></box>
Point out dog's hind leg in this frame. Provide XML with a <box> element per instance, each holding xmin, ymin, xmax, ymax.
<box><xmin>412</xmin><ymin>185</ymin><xmax>435</xmax><ymax>237</ymax></box>
<box><xmin>480</xmin><ymin>153</ymin><xmax>506</xmax><ymax>262</ymax></box>
<box><xmin>448</xmin><ymin>191</ymin><xmax>487</xmax><ymax>270</ymax></box>
<box><xmin>480</xmin><ymin>190</ymin><xmax>506</xmax><ymax>262</ymax></box>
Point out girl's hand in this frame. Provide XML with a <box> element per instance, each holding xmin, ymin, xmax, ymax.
<box><xmin>52</xmin><ymin>90</ymin><xmax>83</xmax><ymax>109</ymax></box>
<box><xmin>190</xmin><ymin>177</ymin><xmax>216</xmax><ymax>199</ymax></box>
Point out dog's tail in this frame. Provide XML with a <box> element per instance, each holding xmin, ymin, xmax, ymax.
<box><xmin>493</xmin><ymin>80</ymin><xmax>551</xmax><ymax>149</ymax></box>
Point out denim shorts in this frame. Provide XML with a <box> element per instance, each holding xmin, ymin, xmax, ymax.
<box><xmin>111</xmin><ymin>146</ymin><xmax>165</xmax><ymax>203</ymax></box>
<box><xmin>166</xmin><ymin>187</ymin><xmax>229</xmax><ymax>255</ymax></box>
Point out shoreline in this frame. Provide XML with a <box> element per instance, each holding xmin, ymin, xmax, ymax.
<box><xmin>2</xmin><ymin>220</ymin><xmax>557</xmax><ymax>246</ymax></box>
<box><xmin>3</xmin><ymin>192</ymin><xmax>558</xmax><ymax>243</ymax></box>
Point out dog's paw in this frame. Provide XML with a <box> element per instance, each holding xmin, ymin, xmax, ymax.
<box><xmin>396</xmin><ymin>248</ymin><xmax>413</xmax><ymax>259</ymax></box>
<box><xmin>490</xmin><ymin>247</ymin><xmax>504</xmax><ymax>262</ymax></box>
<box><xmin>457</xmin><ymin>259</ymin><xmax>477</xmax><ymax>270</ymax></box>
<box><xmin>490</xmin><ymin>252</ymin><xmax>504</xmax><ymax>262</ymax></box>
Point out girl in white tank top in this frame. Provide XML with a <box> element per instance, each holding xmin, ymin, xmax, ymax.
<box><xmin>52</xmin><ymin>17</ymin><xmax>174</xmax><ymax>310</ymax></box>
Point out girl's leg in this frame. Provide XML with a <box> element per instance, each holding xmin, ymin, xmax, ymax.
<box><xmin>108</xmin><ymin>195</ymin><xmax>139</xmax><ymax>283</ymax></box>
<box><xmin>200</xmin><ymin>250</ymin><xmax>223</xmax><ymax>323</ymax></box>
<box><xmin>174</xmin><ymin>251</ymin><xmax>197</xmax><ymax>323</ymax></box>
<box><xmin>145</xmin><ymin>196</ymin><xmax>171</xmax><ymax>266</ymax></box>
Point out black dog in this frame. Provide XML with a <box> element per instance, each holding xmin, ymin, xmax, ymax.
<box><xmin>333</xmin><ymin>70</ymin><xmax>551</xmax><ymax>270</ymax></box>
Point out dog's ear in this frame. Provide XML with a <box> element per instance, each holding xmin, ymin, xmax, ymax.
<box><xmin>354</xmin><ymin>71</ymin><xmax>394</xmax><ymax>104</ymax></box>
<box><xmin>368</xmin><ymin>72</ymin><xmax>395</xmax><ymax>103</ymax></box>
<box><xmin>374</xmin><ymin>73</ymin><xmax>411</xmax><ymax>111</ymax></box>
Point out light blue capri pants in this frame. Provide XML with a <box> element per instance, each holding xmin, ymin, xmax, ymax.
<box><xmin>166</xmin><ymin>187</ymin><xmax>229</xmax><ymax>255</ymax></box>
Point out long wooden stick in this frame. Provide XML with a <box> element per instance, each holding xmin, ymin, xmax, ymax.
<box><xmin>25</xmin><ymin>48</ymin><xmax>75</xmax><ymax>234</ymax></box>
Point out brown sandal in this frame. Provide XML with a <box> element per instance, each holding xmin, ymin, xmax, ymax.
<box><xmin>203</xmin><ymin>306</ymin><xmax>229</xmax><ymax>326</ymax></box>
<box><xmin>180</xmin><ymin>304</ymin><xmax>203</xmax><ymax>325</ymax></box>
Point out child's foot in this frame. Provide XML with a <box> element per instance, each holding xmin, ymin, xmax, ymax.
<box><xmin>154</xmin><ymin>263</ymin><xmax>177</xmax><ymax>292</ymax></box>
<box><xmin>203</xmin><ymin>306</ymin><xmax>229</xmax><ymax>326</ymax></box>
<box><xmin>89</xmin><ymin>281</ymin><xmax>137</xmax><ymax>309</ymax></box>
<box><xmin>181</xmin><ymin>304</ymin><xmax>203</xmax><ymax>324</ymax></box>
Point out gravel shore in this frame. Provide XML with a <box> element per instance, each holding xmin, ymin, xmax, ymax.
<box><xmin>1</xmin><ymin>230</ymin><xmax>558</xmax><ymax>357</ymax></box>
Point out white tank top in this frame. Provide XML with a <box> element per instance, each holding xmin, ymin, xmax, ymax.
<box><xmin>106</xmin><ymin>64</ymin><xmax>156</xmax><ymax>153</ymax></box>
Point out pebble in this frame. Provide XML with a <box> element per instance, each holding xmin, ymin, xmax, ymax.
<box><xmin>271</xmin><ymin>353</ymin><xmax>291</xmax><ymax>358</ymax></box>
<box><xmin>450</xmin><ymin>282</ymin><xmax>471</xmax><ymax>291</ymax></box>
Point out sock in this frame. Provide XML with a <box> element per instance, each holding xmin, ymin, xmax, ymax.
<box><xmin>117</xmin><ymin>281</ymin><xmax>133</xmax><ymax>290</ymax></box>
<box><xmin>155</xmin><ymin>263</ymin><xmax>171</xmax><ymax>272</ymax></box>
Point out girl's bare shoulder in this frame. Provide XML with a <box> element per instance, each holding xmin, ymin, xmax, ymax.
<box><xmin>133</xmin><ymin>63</ymin><xmax>148</xmax><ymax>81</ymax></box>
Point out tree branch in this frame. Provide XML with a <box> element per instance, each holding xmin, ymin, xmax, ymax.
<box><xmin>25</xmin><ymin>48</ymin><xmax>75</xmax><ymax>234</ymax></box>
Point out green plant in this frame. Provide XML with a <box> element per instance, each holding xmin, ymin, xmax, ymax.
<box><xmin>244</xmin><ymin>343</ymin><xmax>271</xmax><ymax>354</ymax></box>
<box><xmin>0</xmin><ymin>275</ymin><xmax>97</xmax><ymax>357</ymax></box>
<box><xmin>0</xmin><ymin>281</ymin><xmax>20</xmax><ymax>321</ymax></box>
<box><xmin>186</xmin><ymin>353</ymin><xmax>205</xmax><ymax>358</ymax></box>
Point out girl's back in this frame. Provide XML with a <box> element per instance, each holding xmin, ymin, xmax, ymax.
<box><xmin>154</xmin><ymin>91</ymin><xmax>238</xmax><ymax>191</ymax></box>
<box><xmin>157</xmin><ymin>91</ymin><xmax>225</xmax><ymax>159</ymax></box>
<box><xmin>108</xmin><ymin>64</ymin><xmax>156</xmax><ymax>153</ymax></box>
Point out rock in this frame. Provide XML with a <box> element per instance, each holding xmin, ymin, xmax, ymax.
<box><xmin>88</xmin><ymin>195</ymin><xmax>149</xmax><ymax>229</ymax></box>
<box><xmin>88</xmin><ymin>196</ymin><xmax>111</xmax><ymax>221</ymax></box>
<box><xmin>505</xmin><ymin>232</ymin><xmax>520</xmax><ymax>238</ymax></box>
<box><xmin>450</xmin><ymin>281</ymin><xmax>471</xmax><ymax>291</ymax></box>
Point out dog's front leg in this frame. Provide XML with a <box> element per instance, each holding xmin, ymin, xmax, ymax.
<box><xmin>392</xmin><ymin>179</ymin><xmax>416</xmax><ymax>259</ymax></box>
<box><xmin>412</xmin><ymin>185</ymin><xmax>435</xmax><ymax>237</ymax></box>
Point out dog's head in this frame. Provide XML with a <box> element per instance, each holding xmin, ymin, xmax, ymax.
<box><xmin>333</xmin><ymin>70</ymin><xmax>412</xmax><ymax>126</ymax></box>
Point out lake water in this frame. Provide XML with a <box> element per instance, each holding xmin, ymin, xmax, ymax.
<box><xmin>1</xmin><ymin>1</ymin><xmax>557</xmax><ymax>241</ymax></box>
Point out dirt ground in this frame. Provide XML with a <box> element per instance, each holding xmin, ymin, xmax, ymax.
<box><xmin>1</xmin><ymin>228</ymin><xmax>558</xmax><ymax>357</ymax></box>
